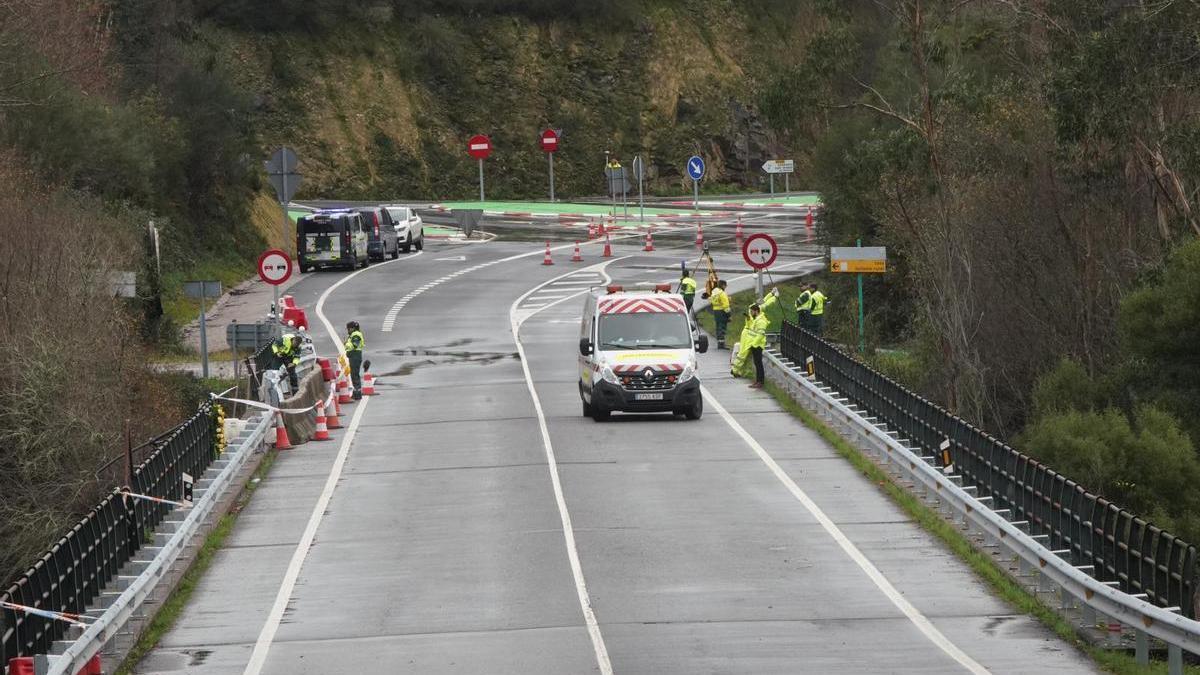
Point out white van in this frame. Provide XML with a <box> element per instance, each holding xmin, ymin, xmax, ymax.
<box><xmin>578</xmin><ymin>284</ymin><xmax>708</xmax><ymax>421</ymax></box>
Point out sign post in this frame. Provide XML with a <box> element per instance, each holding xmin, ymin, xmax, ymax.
<box><xmin>265</xmin><ymin>147</ymin><xmax>302</xmax><ymax>254</ymax></box>
<box><xmin>541</xmin><ymin>129</ymin><xmax>559</xmax><ymax>202</ymax></box>
<box><xmin>257</xmin><ymin>248</ymin><xmax>293</xmax><ymax>330</ymax></box>
<box><xmin>467</xmin><ymin>134</ymin><xmax>492</xmax><ymax>201</ymax></box>
<box><xmin>741</xmin><ymin>233</ymin><xmax>779</xmax><ymax>300</ymax></box>
<box><xmin>762</xmin><ymin>159</ymin><xmax>794</xmax><ymax>197</ymax></box>
<box><xmin>183</xmin><ymin>280</ymin><xmax>222</xmax><ymax>378</ymax></box>
<box><xmin>632</xmin><ymin>155</ymin><xmax>645</xmax><ymax>223</ymax></box>
<box><xmin>686</xmin><ymin>155</ymin><xmax>705</xmax><ymax>210</ymax></box>
<box><xmin>830</xmin><ymin>243</ymin><xmax>887</xmax><ymax>353</ymax></box>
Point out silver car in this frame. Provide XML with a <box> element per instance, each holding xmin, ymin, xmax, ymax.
<box><xmin>384</xmin><ymin>205</ymin><xmax>424</xmax><ymax>253</ymax></box>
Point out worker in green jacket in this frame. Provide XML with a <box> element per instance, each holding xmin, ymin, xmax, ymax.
<box><xmin>345</xmin><ymin>320</ymin><xmax>365</xmax><ymax>400</ymax></box>
<box><xmin>795</xmin><ymin>286</ymin><xmax>813</xmax><ymax>329</ymax></box>
<box><xmin>809</xmin><ymin>285</ymin><xmax>828</xmax><ymax>335</ymax></box>
<box><xmin>736</xmin><ymin>288</ymin><xmax>778</xmax><ymax>388</ymax></box>
<box><xmin>271</xmin><ymin>332</ymin><xmax>302</xmax><ymax>391</ymax></box>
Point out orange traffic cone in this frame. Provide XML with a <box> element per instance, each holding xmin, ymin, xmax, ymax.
<box><xmin>805</xmin><ymin>208</ymin><xmax>815</xmax><ymax>229</ymax></box>
<box><xmin>602</xmin><ymin>233</ymin><xmax>613</xmax><ymax>258</ymax></box>
<box><xmin>363</xmin><ymin>372</ymin><xmax>376</xmax><ymax>395</ymax></box>
<box><xmin>337</xmin><ymin>371</ymin><xmax>353</xmax><ymax>404</ymax></box>
<box><xmin>542</xmin><ymin>241</ymin><xmax>554</xmax><ymax>265</ymax></box>
<box><xmin>312</xmin><ymin>400</ymin><xmax>331</xmax><ymax>441</ymax></box>
<box><xmin>571</xmin><ymin>242</ymin><xmax>583</xmax><ymax>262</ymax></box>
<box><xmin>326</xmin><ymin>389</ymin><xmax>344</xmax><ymax>429</ymax></box>
<box><xmin>587</xmin><ymin>222</ymin><xmax>597</xmax><ymax>240</ymax></box>
<box><xmin>735</xmin><ymin>215</ymin><xmax>744</xmax><ymax>241</ymax></box>
<box><xmin>273</xmin><ymin>413</ymin><xmax>293</xmax><ymax>450</ymax></box>
<box><xmin>643</xmin><ymin>229</ymin><xmax>655</xmax><ymax>252</ymax></box>
<box><xmin>695</xmin><ymin>223</ymin><xmax>704</xmax><ymax>248</ymax></box>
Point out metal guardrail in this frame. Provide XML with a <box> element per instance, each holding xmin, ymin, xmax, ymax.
<box><xmin>0</xmin><ymin>405</ymin><xmax>215</xmax><ymax>667</ymax></box>
<box><xmin>764</xmin><ymin>345</ymin><xmax>1200</xmax><ymax>670</ymax></box>
<box><xmin>40</xmin><ymin>410</ymin><xmax>273</xmax><ymax>675</ymax></box>
<box><xmin>779</xmin><ymin>322</ymin><xmax>1199</xmax><ymax>619</ymax></box>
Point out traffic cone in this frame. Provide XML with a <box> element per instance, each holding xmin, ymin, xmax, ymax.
<box><xmin>273</xmin><ymin>413</ymin><xmax>293</xmax><ymax>450</ymax></box>
<box><xmin>806</xmin><ymin>208</ymin><xmax>815</xmax><ymax>229</ymax></box>
<box><xmin>312</xmin><ymin>400</ymin><xmax>331</xmax><ymax>441</ymax></box>
<box><xmin>337</xmin><ymin>371</ymin><xmax>353</xmax><ymax>404</ymax></box>
<box><xmin>735</xmin><ymin>215</ymin><xmax>744</xmax><ymax>241</ymax></box>
<box><xmin>587</xmin><ymin>222</ymin><xmax>597</xmax><ymax>240</ymax></box>
<box><xmin>326</xmin><ymin>389</ymin><xmax>344</xmax><ymax>429</ymax></box>
<box><xmin>602</xmin><ymin>233</ymin><xmax>613</xmax><ymax>258</ymax></box>
<box><xmin>643</xmin><ymin>229</ymin><xmax>655</xmax><ymax>252</ymax></box>
<box><xmin>363</xmin><ymin>372</ymin><xmax>376</xmax><ymax>396</ymax></box>
<box><xmin>695</xmin><ymin>223</ymin><xmax>704</xmax><ymax>248</ymax></box>
<box><xmin>571</xmin><ymin>242</ymin><xmax>584</xmax><ymax>262</ymax></box>
<box><xmin>542</xmin><ymin>241</ymin><xmax>554</xmax><ymax>265</ymax></box>
<box><xmin>318</xmin><ymin>357</ymin><xmax>334</xmax><ymax>382</ymax></box>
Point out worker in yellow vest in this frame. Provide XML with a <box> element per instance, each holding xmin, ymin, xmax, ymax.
<box><xmin>678</xmin><ymin>269</ymin><xmax>698</xmax><ymax>315</ymax></box>
<box><xmin>710</xmin><ymin>279</ymin><xmax>730</xmax><ymax>349</ymax></box>
<box><xmin>809</xmin><ymin>284</ymin><xmax>828</xmax><ymax>335</ymax></box>
<box><xmin>344</xmin><ymin>320</ymin><xmax>365</xmax><ymax>399</ymax></box>
<box><xmin>740</xmin><ymin>288</ymin><xmax>778</xmax><ymax>389</ymax></box>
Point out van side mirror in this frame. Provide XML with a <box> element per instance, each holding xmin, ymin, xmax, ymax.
<box><xmin>579</xmin><ymin>338</ymin><xmax>593</xmax><ymax>356</ymax></box>
<box><xmin>696</xmin><ymin>335</ymin><xmax>709</xmax><ymax>353</ymax></box>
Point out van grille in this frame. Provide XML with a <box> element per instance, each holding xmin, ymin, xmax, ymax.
<box><xmin>622</xmin><ymin>373</ymin><xmax>677</xmax><ymax>391</ymax></box>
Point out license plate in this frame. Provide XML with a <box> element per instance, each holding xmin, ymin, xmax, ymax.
<box><xmin>634</xmin><ymin>393</ymin><xmax>663</xmax><ymax>401</ymax></box>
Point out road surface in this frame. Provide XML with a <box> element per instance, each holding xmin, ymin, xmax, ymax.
<box><xmin>134</xmin><ymin>210</ymin><xmax>1095</xmax><ymax>674</ymax></box>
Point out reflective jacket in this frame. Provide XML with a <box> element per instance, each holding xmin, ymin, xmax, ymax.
<box><xmin>710</xmin><ymin>288</ymin><xmax>730</xmax><ymax>312</ymax></box>
<box><xmin>795</xmin><ymin>289</ymin><xmax>813</xmax><ymax>313</ymax></box>
<box><xmin>741</xmin><ymin>294</ymin><xmax>777</xmax><ymax>349</ymax></box>
<box><xmin>679</xmin><ymin>276</ymin><xmax>697</xmax><ymax>296</ymax></box>
<box><xmin>272</xmin><ymin>334</ymin><xmax>301</xmax><ymax>366</ymax></box>
<box><xmin>345</xmin><ymin>329</ymin><xmax>365</xmax><ymax>354</ymax></box>
<box><xmin>811</xmin><ymin>290</ymin><xmax>827</xmax><ymax>316</ymax></box>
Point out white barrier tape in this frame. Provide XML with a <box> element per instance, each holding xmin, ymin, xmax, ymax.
<box><xmin>120</xmin><ymin>489</ymin><xmax>191</xmax><ymax>510</ymax></box>
<box><xmin>210</xmin><ymin>394</ymin><xmax>318</xmax><ymax>416</ymax></box>
<box><xmin>0</xmin><ymin>601</ymin><xmax>94</xmax><ymax>629</ymax></box>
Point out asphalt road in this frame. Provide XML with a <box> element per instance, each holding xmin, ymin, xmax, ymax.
<box><xmin>134</xmin><ymin>210</ymin><xmax>1096</xmax><ymax>674</ymax></box>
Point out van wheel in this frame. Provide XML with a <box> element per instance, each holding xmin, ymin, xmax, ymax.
<box><xmin>582</xmin><ymin>400</ymin><xmax>592</xmax><ymax>417</ymax></box>
<box><xmin>684</xmin><ymin>395</ymin><xmax>703</xmax><ymax>420</ymax></box>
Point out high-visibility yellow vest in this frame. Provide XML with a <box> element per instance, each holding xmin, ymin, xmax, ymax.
<box><xmin>795</xmin><ymin>290</ymin><xmax>813</xmax><ymax>312</ymax></box>
<box><xmin>710</xmin><ymin>288</ymin><xmax>730</xmax><ymax>311</ymax></box>
<box><xmin>811</xmin><ymin>291</ymin><xmax>827</xmax><ymax>316</ymax></box>
<box><xmin>680</xmin><ymin>277</ymin><xmax>697</xmax><ymax>295</ymax></box>
<box><xmin>272</xmin><ymin>334</ymin><xmax>301</xmax><ymax>366</ymax></box>
<box><xmin>344</xmin><ymin>330</ymin><xmax>365</xmax><ymax>353</ymax></box>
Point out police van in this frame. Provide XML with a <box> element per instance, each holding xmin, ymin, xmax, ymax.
<box><xmin>296</xmin><ymin>210</ymin><xmax>370</xmax><ymax>272</ymax></box>
<box><xmin>578</xmin><ymin>285</ymin><xmax>708</xmax><ymax>421</ymax></box>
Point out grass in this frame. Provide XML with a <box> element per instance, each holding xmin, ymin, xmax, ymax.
<box><xmin>115</xmin><ymin>447</ymin><xmax>279</xmax><ymax>674</ymax></box>
<box><xmin>761</xmin><ymin>379</ymin><xmax>1198</xmax><ymax>674</ymax></box>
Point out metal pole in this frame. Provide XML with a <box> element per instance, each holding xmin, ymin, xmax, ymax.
<box><xmin>755</xmin><ymin>268</ymin><xmax>763</xmax><ymax>301</ymax></box>
<box><xmin>280</xmin><ymin>168</ymin><xmax>289</xmax><ymax>250</ymax></box>
<box><xmin>857</xmin><ymin>238</ymin><xmax>865</xmax><ymax>354</ymax></box>
<box><xmin>769</xmin><ymin>173</ymin><xmax>774</xmax><ymax>196</ymax></box>
<box><xmin>548</xmin><ymin>153</ymin><xmax>555</xmax><ymax>202</ymax></box>
<box><xmin>638</xmin><ymin>157</ymin><xmax>644</xmax><ymax>224</ymax></box>
<box><xmin>125</xmin><ymin>420</ymin><xmax>133</xmax><ymax>486</ymax></box>
<box><xmin>785</xmin><ymin>172</ymin><xmax>789</xmax><ymax>194</ymax></box>
<box><xmin>199</xmin><ymin>293</ymin><xmax>209</xmax><ymax>379</ymax></box>
<box><xmin>693</xmin><ymin>178</ymin><xmax>698</xmax><ymax>210</ymax></box>
<box><xmin>478</xmin><ymin>158</ymin><xmax>485</xmax><ymax>202</ymax></box>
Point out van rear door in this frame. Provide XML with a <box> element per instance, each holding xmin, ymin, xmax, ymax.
<box><xmin>300</xmin><ymin>215</ymin><xmax>345</xmax><ymax>262</ymax></box>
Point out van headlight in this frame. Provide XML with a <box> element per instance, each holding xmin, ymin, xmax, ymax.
<box><xmin>600</xmin><ymin>364</ymin><xmax>619</xmax><ymax>385</ymax></box>
<box><xmin>678</xmin><ymin>362</ymin><xmax>696</xmax><ymax>383</ymax></box>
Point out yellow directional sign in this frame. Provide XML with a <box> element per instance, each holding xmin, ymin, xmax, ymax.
<box><xmin>832</xmin><ymin>259</ymin><xmax>886</xmax><ymax>273</ymax></box>
<box><xmin>830</xmin><ymin>246</ymin><xmax>887</xmax><ymax>274</ymax></box>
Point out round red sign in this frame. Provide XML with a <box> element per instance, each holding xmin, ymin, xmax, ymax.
<box><xmin>741</xmin><ymin>233</ymin><xmax>778</xmax><ymax>270</ymax></box>
<box><xmin>257</xmin><ymin>248</ymin><xmax>293</xmax><ymax>286</ymax></box>
<box><xmin>467</xmin><ymin>134</ymin><xmax>492</xmax><ymax>160</ymax></box>
<box><xmin>540</xmin><ymin>128</ymin><xmax>559</xmax><ymax>153</ymax></box>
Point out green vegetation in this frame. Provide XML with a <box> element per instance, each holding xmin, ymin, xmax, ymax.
<box><xmin>763</xmin><ymin>381</ymin><xmax>1200</xmax><ymax>675</ymax></box>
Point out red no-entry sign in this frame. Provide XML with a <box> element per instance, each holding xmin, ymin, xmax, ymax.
<box><xmin>742</xmin><ymin>233</ymin><xmax>778</xmax><ymax>270</ymax></box>
<box><xmin>541</xmin><ymin>128</ymin><xmax>559</xmax><ymax>153</ymax></box>
<box><xmin>257</xmin><ymin>248</ymin><xmax>293</xmax><ymax>285</ymax></box>
<box><xmin>467</xmin><ymin>134</ymin><xmax>492</xmax><ymax>160</ymax></box>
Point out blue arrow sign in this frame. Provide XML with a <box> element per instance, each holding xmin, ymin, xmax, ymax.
<box><xmin>686</xmin><ymin>155</ymin><xmax>705</xmax><ymax>181</ymax></box>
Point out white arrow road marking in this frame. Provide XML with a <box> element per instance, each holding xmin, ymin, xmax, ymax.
<box><xmin>435</xmin><ymin>256</ymin><xmax>467</xmax><ymax>261</ymax></box>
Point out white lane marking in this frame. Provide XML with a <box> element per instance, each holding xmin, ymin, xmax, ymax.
<box><xmin>510</xmin><ymin>261</ymin><xmax>626</xmax><ymax>675</ymax></box>
<box><xmin>246</xmin><ymin>254</ymin><xmax>414</xmax><ymax>674</ymax></box>
<box><xmin>701</xmin><ymin>387</ymin><xmax>992</xmax><ymax>675</ymax></box>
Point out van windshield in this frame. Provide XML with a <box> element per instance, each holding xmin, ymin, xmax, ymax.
<box><xmin>598</xmin><ymin>313</ymin><xmax>691</xmax><ymax>350</ymax></box>
<box><xmin>300</xmin><ymin>216</ymin><xmax>345</xmax><ymax>234</ymax></box>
